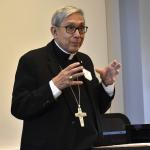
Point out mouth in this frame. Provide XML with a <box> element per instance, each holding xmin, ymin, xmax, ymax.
<box><xmin>72</xmin><ymin>41</ymin><xmax>81</xmax><ymax>46</ymax></box>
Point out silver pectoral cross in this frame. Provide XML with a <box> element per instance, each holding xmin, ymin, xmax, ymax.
<box><xmin>75</xmin><ymin>106</ymin><xmax>87</xmax><ymax>127</ymax></box>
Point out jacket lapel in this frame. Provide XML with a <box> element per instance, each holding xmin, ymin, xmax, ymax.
<box><xmin>46</xmin><ymin>44</ymin><xmax>61</xmax><ymax>76</ymax></box>
<box><xmin>76</xmin><ymin>53</ymin><xmax>101</xmax><ymax>132</ymax></box>
<box><xmin>46</xmin><ymin>42</ymin><xmax>77</xmax><ymax>117</ymax></box>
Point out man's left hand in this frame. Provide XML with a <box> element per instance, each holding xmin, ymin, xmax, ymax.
<box><xmin>95</xmin><ymin>60</ymin><xmax>121</xmax><ymax>86</ymax></box>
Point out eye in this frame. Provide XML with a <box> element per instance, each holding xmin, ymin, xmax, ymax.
<box><xmin>79</xmin><ymin>26</ymin><xmax>84</xmax><ymax>30</ymax></box>
<box><xmin>67</xmin><ymin>25</ymin><xmax>76</xmax><ymax>30</ymax></box>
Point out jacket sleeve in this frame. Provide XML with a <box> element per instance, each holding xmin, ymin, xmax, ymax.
<box><xmin>11</xmin><ymin>54</ymin><xmax>56</xmax><ymax>120</ymax></box>
<box><xmin>83</xmin><ymin>54</ymin><xmax>114</xmax><ymax>114</ymax></box>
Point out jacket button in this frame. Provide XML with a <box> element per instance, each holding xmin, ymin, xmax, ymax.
<box><xmin>72</xmin><ymin>121</ymin><xmax>75</xmax><ymax>124</ymax></box>
<box><xmin>43</xmin><ymin>100</ymin><xmax>50</xmax><ymax>107</ymax></box>
<box><xmin>46</xmin><ymin>100</ymin><xmax>50</xmax><ymax>104</ymax></box>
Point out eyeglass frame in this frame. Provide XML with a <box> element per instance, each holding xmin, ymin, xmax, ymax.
<box><xmin>56</xmin><ymin>24</ymin><xmax>88</xmax><ymax>34</ymax></box>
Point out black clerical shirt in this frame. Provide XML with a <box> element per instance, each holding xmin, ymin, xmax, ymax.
<box><xmin>52</xmin><ymin>42</ymin><xmax>100</xmax><ymax>147</ymax></box>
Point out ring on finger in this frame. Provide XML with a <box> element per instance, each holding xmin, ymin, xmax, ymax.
<box><xmin>69</xmin><ymin>75</ymin><xmax>73</xmax><ymax>80</ymax></box>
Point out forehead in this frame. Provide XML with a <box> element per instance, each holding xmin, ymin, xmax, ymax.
<box><xmin>61</xmin><ymin>12</ymin><xmax>85</xmax><ymax>25</ymax></box>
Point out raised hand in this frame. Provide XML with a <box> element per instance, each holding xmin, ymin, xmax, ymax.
<box><xmin>95</xmin><ymin>60</ymin><xmax>121</xmax><ymax>86</ymax></box>
<box><xmin>52</xmin><ymin>62</ymin><xmax>84</xmax><ymax>90</ymax></box>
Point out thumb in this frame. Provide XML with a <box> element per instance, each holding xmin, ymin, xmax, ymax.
<box><xmin>95</xmin><ymin>68</ymin><xmax>105</xmax><ymax>75</ymax></box>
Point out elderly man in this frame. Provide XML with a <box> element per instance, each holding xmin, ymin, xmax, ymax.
<box><xmin>11</xmin><ymin>6</ymin><xmax>121</xmax><ymax>150</ymax></box>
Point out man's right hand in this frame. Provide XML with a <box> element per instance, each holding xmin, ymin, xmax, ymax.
<box><xmin>52</xmin><ymin>62</ymin><xmax>84</xmax><ymax>90</ymax></box>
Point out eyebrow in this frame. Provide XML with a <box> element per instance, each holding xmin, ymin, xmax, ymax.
<box><xmin>64</xmin><ymin>22</ymin><xmax>85</xmax><ymax>26</ymax></box>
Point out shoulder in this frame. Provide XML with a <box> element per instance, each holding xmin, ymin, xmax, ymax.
<box><xmin>21</xmin><ymin>46</ymin><xmax>47</xmax><ymax>61</ymax></box>
<box><xmin>19</xmin><ymin>40</ymin><xmax>54</xmax><ymax>63</ymax></box>
<box><xmin>78</xmin><ymin>51</ymin><xmax>91</xmax><ymax>59</ymax></box>
<box><xmin>20</xmin><ymin>40</ymin><xmax>54</xmax><ymax>63</ymax></box>
<box><xmin>78</xmin><ymin>52</ymin><xmax>93</xmax><ymax>63</ymax></box>
<box><xmin>17</xmin><ymin>43</ymin><xmax>51</xmax><ymax>69</ymax></box>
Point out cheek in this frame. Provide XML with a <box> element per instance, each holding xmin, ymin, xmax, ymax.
<box><xmin>60</xmin><ymin>33</ymin><xmax>69</xmax><ymax>42</ymax></box>
<box><xmin>57</xmin><ymin>34</ymin><xmax>67</xmax><ymax>44</ymax></box>
<box><xmin>57</xmin><ymin>36</ymin><xmax>71</xmax><ymax>49</ymax></box>
<box><xmin>62</xmin><ymin>35</ymin><xmax>71</xmax><ymax>45</ymax></box>
<box><xmin>62</xmin><ymin>37</ymin><xmax>70</xmax><ymax>46</ymax></box>
<box><xmin>81</xmin><ymin>38</ymin><xmax>84</xmax><ymax>44</ymax></box>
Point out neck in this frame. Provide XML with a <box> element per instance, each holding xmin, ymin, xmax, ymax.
<box><xmin>54</xmin><ymin>40</ymin><xmax>75</xmax><ymax>54</ymax></box>
<box><xmin>54</xmin><ymin>40</ymin><xmax>76</xmax><ymax>60</ymax></box>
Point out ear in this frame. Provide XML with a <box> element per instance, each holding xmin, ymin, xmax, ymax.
<box><xmin>51</xmin><ymin>26</ymin><xmax>58</xmax><ymax>38</ymax></box>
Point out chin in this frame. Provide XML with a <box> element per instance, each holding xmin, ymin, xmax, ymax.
<box><xmin>70</xmin><ymin>46</ymin><xmax>80</xmax><ymax>53</ymax></box>
<box><xmin>70</xmin><ymin>49</ymin><xmax>79</xmax><ymax>54</ymax></box>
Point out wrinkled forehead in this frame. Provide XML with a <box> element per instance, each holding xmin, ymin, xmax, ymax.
<box><xmin>61</xmin><ymin>13</ymin><xmax>85</xmax><ymax>26</ymax></box>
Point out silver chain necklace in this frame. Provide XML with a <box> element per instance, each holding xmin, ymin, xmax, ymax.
<box><xmin>59</xmin><ymin>65</ymin><xmax>87</xmax><ymax>127</ymax></box>
<box><xmin>69</xmin><ymin>78</ymin><xmax>81</xmax><ymax>107</ymax></box>
<box><xmin>69</xmin><ymin>78</ymin><xmax>87</xmax><ymax>127</ymax></box>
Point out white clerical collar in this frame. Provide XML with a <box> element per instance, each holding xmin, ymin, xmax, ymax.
<box><xmin>54</xmin><ymin>40</ymin><xmax>76</xmax><ymax>60</ymax></box>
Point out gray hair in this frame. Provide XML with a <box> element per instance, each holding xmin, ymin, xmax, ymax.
<box><xmin>51</xmin><ymin>6</ymin><xmax>85</xmax><ymax>26</ymax></box>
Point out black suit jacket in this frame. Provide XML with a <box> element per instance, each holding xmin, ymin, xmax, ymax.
<box><xmin>11</xmin><ymin>40</ymin><xmax>113</xmax><ymax>150</ymax></box>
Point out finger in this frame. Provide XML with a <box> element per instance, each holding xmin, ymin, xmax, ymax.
<box><xmin>65</xmin><ymin>62</ymin><xmax>81</xmax><ymax>71</ymax></box>
<box><xmin>110</xmin><ymin>61</ymin><xmax>121</xmax><ymax>72</ymax></box>
<box><xmin>70</xmin><ymin>66</ymin><xmax>83</xmax><ymax>75</ymax></box>
<box><xmin>110</xmin><ymin>60</ymin><xmax>120</xmax><ymax>67</ymax></box>
<box><xmin>115</xmin><ymin>63</ymin><xmax>121</xmax><ymax>70</ymax></box>
<box><xmin>110</xmin><ymin>68</ymin><xmax>119</xmax><ymax>78</ymax></box>
<box><xmin>70</xmin><ymin>80</ymin><xmax>83</xmax><ymax>86</ymax></box>
<box><xmin>116</xmin><ymin>69</ymin><xmax>120</xmax><ymax>74</ymax></box>
<box><xmin>71</xmin><ymin>72</ymin><xmax>84</xmax><ymax>79</ymax></box>
<box><xmin>110</xmin><ymin>60</ymin><xmax>117</xmax><ymax>67</ymax></box>
<box><xmin>95</xmin><ymin>68</ymin><xmax>104</xmax><ymax>74</ymax></box>
<box><xmin>61</xmin><ymin>63</ymin><xmax>82</xmax><ymax>79</ymax></box>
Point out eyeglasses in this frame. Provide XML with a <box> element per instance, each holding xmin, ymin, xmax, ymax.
<box><xmin>58</xmin><ymin>25</ymin><xmax>88</xmax><ymax>34</ymax></box>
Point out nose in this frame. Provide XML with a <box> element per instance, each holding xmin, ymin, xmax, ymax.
<box><xmin>74</xmin><ymin>29</ymin><xmax>81</xmax><ymax>37</ymax></box>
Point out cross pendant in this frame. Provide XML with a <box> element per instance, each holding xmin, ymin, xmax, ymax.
<box><xmin>75</xmin><ymin>106</ymin><xmax>87</xmax><ymax>127</ymax></box>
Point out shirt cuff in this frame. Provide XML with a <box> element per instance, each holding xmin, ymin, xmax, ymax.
<box><xmin>102</xmin><ymin>82</ymin><xmax>115</xmax><ymax>97</ymax></box>
<box><xmin>49</xmin><ymin>80</ymin><xmax>62</xmax><ymax>99</ymax></box>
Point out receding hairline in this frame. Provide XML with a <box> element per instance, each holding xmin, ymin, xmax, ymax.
<box><xmin>51</xmin><ymin>6</ymin><xmax>85</xmax><ymax>26</ymax></box>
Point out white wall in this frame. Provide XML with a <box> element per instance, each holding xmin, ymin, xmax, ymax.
<box><xmin>105</xmin><ymin>0</ymin><xmax>124</xmax><ymax>113</ymax></box>
<box><xmin>0</xmin><ymin>0</ymin><xmax>109</xmax><ymax>149</ymax></box>
<box><xmin>119</xmin><ymin>0</ymin><xmax>145</xmax><ymax>124</ymax></box>
<box><xmin>139</xmin><ymin>0</ymin><xmax>150</xmax><ymax>123</ymax></box>
<box><xmin>119</xmin><ymin>0</ymin><xmax>150</xmax><ymax>124</ymax></box>
<box><xmin>107</xmin><ymin>0</ymin><xmax>150</xmax><ymax>124</ymax></box>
